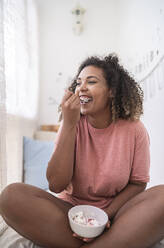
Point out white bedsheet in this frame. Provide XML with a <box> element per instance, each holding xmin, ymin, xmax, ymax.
<box><xmin>1</xmin><ymin>225</ymin><xmax>164</xmax><ymax>248</ymax></box>
<box><xmin>0</xmin><ymin>226</ymin><xmax>42</xmax><ymax>248</ymax></box>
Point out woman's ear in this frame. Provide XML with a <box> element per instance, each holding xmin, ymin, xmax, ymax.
<box><xmin>108</xmin><ymin>89</ymin><xmax>114</xmax><ymax>98</ymax></box>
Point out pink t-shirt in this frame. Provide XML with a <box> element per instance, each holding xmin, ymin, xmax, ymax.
<box><xmin>58</xmin><ymin>116</ymin><xmax>150</xmax><ymax>209</ymax></box>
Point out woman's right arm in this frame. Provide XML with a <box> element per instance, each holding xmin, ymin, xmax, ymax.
<box><xmin>46</xmin><ymin>90</ymin><xmax>80</xmax><ymax>193</ymax></box>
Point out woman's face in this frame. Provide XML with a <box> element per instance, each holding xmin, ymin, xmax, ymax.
<box><xmin>75</xmin><ymin>66</ymin><xmax>111</xmax><ymax>116</ymax></box>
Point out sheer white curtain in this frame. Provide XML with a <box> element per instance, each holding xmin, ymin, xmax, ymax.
<box><xmin>0</xmin><ymin>0</ymin><xmax>7</xmax><ymax>235</ymax></box>
<box><xmin>0</xmin><ymin>0</ymin><xmax>39</xmax><ymax>233</ymax></box>
<box><xmin>4</xmin><ymin>0</ymin><xmax>39</xmax><ymax>118</ymax></box>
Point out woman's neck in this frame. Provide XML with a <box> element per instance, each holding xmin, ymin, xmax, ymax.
<box><xmin>87</xmin><ymin>111</ymin><xmax>112</xmax><ymax>129</ymax></box>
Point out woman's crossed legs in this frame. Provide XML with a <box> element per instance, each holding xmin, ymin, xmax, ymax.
<box><xmin>0</xmin><ymin>183</ymin><xmax>164</xmax><ymax>248</ymax></box>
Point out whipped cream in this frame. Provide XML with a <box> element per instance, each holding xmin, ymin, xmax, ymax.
<box><xmin>80</xmin><ymin>96</ymin><xmax>92</xmax><ymax>104</ymax></box>
<box><xmin>72</xmin><ymin>211</ymin><xmax>100</xmax><ymax>227</ymax></box>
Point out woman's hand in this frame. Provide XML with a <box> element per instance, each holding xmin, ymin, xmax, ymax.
<box><xmin>61</xmin><ymin>90</ymin><xmax>81</xmax><ymax>128</ymax></box>
<box><xmin>72</xmin><ymin>220</ymin><xmax>111</xmax><ymax>243</ymax></box>
<box><xmin>72</xmin><ymin>233</ymin><xmax>94</xmax><ymax>243</ymax></box>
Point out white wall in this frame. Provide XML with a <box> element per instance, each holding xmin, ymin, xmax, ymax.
<box><xmin>36</xmin><ymin>0</ymin><xmax>164</xmax><ymax>187</ymax></box>
<box><xmin>143</xmin><ymin>88</ymin><xmax>164</xmax><ymax>188</ymax></box>
<box><xmin>115</xmin><ymin>0</ymin><xmax>164</xmax><ymax>188</ymax></box>
<box><xmin>36</xmin><ymin>0</ymin><xmax>117</xmax><ymax>124</ymax></box>
<box><xmin>115</xmin><ymin>0</ymin><xmax>164</xmax><ymax>76</ymax></box>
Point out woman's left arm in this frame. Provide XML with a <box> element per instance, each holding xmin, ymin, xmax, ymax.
<box><xmin>104</xmin><ymin>122</ymin><xmax>150</xmax><ymax>221</ymax></box>
<box><xmin>104</xmin><ymin>181</ymin><xmax>147</xmax><ymax>220</ymax></box>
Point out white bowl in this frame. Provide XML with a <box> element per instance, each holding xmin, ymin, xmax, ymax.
<box><xmin>68</xmin><ymin>205</ymin><xmax>108</xmax><ymax>238</ymax></box>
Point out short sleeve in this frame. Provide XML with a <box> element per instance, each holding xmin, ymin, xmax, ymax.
<box><xmin>130</xmin><ymin>122</ymin><xmax>150</xmax><ymax>183</ymax></box>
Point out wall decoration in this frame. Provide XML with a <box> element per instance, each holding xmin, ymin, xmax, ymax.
<box><xmin>139</xmin><ymin>54</ymin><xmax>164</xmax><ymax>100</ymax></box>
<box><xmin>71</xmin><ymin>2</ymin><xmax>86</xmax><ymax>35</ymax></box>
<box><xmin>157</xmin><ymin>60</ymin><xmax>164</xmax><ymax>90</ymax></box>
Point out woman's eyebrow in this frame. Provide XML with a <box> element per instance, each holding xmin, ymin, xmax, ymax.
<box><xmin>77</xmin><ymin>76</ymin><xmax>100</xmax><ymax>80</ymax></box>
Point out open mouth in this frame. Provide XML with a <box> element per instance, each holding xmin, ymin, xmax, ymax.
<box><xmin>80</xmin><ymin>96</ymin><xmax>92</xmax><ymax>105</ymax></box>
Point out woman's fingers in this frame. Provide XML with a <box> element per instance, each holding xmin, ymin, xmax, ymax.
<box><xmin>61</xmin><ymin>88</ymin><xmax>80</xmax><ymax>108</ymax></box>
<box><xmin>61</xmin><ymin>90</ymin><xmax>73</xmax><ymax>104</ymax></box>
<box><xmin>106</xmin><ymin>220</ymin><xmax>111</xmax><ymax>229</ymax></box>
<box><xmin>71</xmin><ymin>95</ymin><xmax>80</xmax><ymax>108</ymax></box>
<box><xmin>73</xmin><ymin>233</ymin><xmax>83</xmax><ymax>240</ymax></box>
<box><xmin>73</xmin><ymin>233</ymin><xmax>94</xmax><ymax>243</ymax></box>
<box><xmin>83</xmin><ymin>238</ymin><xmax>94</xmax><ymax>243</ymax></box>
<box><xmin>66</xmin><ymin>93</ymin><xmax>80</xmax><ymax>106</ymax></box>
<box><xmin>61</xmin><ymin>88</ymin><xmax>79</xmax><ymax>108</ymax></box>
<box><xmin>72</xmin><ymin>220</ymin><xmax>110</xmax><ymax>243</ymax></box>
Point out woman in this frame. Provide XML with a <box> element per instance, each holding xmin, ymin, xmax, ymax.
<box><xmin>0</xmin><ymin>54</ymin><xmax>164</xmax><ymax>248</ymax></box>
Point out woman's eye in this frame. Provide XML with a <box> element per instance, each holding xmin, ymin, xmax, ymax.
<box><xmin>76</xmin><ymin>81</ymin><xmax>96</xmax><ymax>87</ymax></box>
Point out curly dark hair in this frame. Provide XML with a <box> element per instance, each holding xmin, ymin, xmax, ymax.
<box><xmin>68</xmin><ymin>53</ymin><xmax>143</xmax><ymax>121</ymax></box>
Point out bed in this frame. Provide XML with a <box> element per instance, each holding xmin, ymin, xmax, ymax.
<box><xmin>1</xmin><ymin>130</ymin><xmax>164</xmax><ymax>248</ymax></box>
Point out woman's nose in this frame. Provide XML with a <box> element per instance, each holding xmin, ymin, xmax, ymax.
<box><xmin>79</xmin><ymin>82</ymin><xmax>88</xmax><ymax>91</ymax></box>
